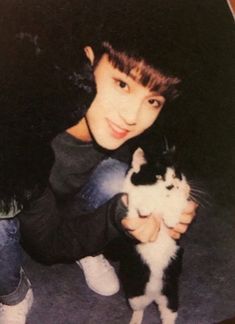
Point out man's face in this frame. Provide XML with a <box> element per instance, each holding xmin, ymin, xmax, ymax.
<box><xmin>84</xmin><ymin>54</ymin><xmax>165</xmax><ymax>150</ymax></box>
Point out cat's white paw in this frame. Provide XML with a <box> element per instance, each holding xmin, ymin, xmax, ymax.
<box><xmin>161</xmin><ymin>311</ymin><xmax>177</xmax><ymax>324</ymax></box>
<box><xmin>129</xmin><ymin>310</ymin><xmax>144</xmax><ymax>324</ymax></box>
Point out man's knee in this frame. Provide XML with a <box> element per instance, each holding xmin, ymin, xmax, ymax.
<box><xmin>78</xmin><ymin>158</ymin><xmax>128</xmax><ymax>210</ymax></box>
<box><xmin>0</xmin><ymin>218</ymin><xmax>20</xmax><ymax>249</ymax></box>
<box><xmin>93</xmin><ymin>158</ymin><xmax>128</xmax><ymax>196</ymax></box>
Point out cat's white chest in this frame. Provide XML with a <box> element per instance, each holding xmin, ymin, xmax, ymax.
<box><xmin>129</xmin><ymin>230</ymin><xmax>179</xmax><ymax>316</ymax></box>
<box><xmin>137</xmin><ymin>229</ymin><xmax>178</xmax><ymax>278</ymax></box>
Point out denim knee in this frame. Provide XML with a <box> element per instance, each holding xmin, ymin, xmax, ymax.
<box><xmin>78</xmin><ymin>158</ymin><xmax>128</xmax><ymax>210</ymax></box>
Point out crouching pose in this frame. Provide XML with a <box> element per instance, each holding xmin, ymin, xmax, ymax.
<box><xmin>0</xmin><ymin>1</ymin><xmax>197</xmax><ymax>323</ymax></box>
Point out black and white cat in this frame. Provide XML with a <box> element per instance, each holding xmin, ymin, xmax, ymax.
<box><xmin>120</xmin><ymin>147</ymin><xmax>191</xmax><ymax>324</ymax></box>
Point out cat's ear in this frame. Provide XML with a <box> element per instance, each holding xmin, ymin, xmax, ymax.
<box><xmin>132</xmin><ymin>147</ymin><xmax>146</xmax><ymax>173</ymax></box>
<box><xmin>163</xmin><ymin>144</ymin><xmax>176</xmax><ymax>165</ymax></box>
<box><xmin>169</xmin><ymin>145</ymin><xmax>176</xmax><ymax>154</ymax></box>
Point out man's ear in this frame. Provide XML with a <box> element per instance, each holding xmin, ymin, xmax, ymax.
<box><xmin>84</xmin><ymin>46</ymin><xmax>95</xmax><ymax>65</ymax></box>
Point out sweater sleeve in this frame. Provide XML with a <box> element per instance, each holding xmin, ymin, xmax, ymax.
<box><xmin>18</xmin><ymin>187</ymin><xmax>128</xmax><ymax>265</ymax></box>
<box><xmin>49</xmin><ymin>132</ymin><xmax>106</xmax><ymax>196</ymax></box>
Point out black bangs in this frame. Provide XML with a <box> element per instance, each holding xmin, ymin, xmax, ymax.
<box><xmin>100</xmin><ymin>42</ymin><xmax>181</xmax><ymax>101</ymax></box>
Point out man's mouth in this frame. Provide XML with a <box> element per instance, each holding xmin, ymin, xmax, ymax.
<box><xmin>106</xmin><ymin>119</ymin><xmax>130</xmax><ymax>139</ymax></box>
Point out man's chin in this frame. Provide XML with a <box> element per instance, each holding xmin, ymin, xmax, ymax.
<box><xmin>94</xmin><ymin>136</ymin><xmax>124</xmax><ymax>151</ymax></box>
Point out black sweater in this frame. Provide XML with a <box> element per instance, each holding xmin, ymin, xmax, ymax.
<box><xmin>18</xmin><ymin>132</ymin><xmax>129</xmax><ymax>265</ymax></box>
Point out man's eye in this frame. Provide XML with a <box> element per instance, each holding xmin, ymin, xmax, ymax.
<box><xmin>114</xmin><ymin>79</ymin><xmax>129</xmax><ymax>91</ymax></box>
<box><xmin>148</xmin><ymin>98</ymin><xmax>161</xmax><ymax>108</ymax></box>
<box><xmin>118</xmin><ymin>80</ymin><xmax>128</xmax><ymax>89</ymax></box>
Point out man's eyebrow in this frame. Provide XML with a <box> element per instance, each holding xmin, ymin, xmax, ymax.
<box><xmin>112</xmin><ymin>67</ymin><xmax>131</xmax><ymax>79</ymax></box>
<box><xmin>113</xmin><ymin>66</ymin><xmax>165</xmax><ymax>97</ymax></box>
<box><xmin>149</xmin><ymin>90</ymin><xmax>164</xmax><ymax>97</ymax></box>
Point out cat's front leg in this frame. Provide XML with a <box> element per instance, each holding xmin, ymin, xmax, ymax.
<box><xmin>129</xmin><ymin>310</ymin><xmax>144</xmax><ymax>324</ymax></box>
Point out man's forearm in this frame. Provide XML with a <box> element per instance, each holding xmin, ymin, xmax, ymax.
<box><xmin>18</xmin><ymin>187</ymin><xmax>127</xmax><ymax>264</ymax></box>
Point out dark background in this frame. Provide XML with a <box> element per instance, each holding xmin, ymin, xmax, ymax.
<box><xmin>80</xmin><ymin>0</ymin><xmax>235</xmax><ymax>202</ymax></box>
<box><xmin>1</xmin><ymin>0</ymin><xmax>234</xmax><ymax>201</ymax></box>
<box><xmin>0</xmin><ymin>1</ymin><xmax>234</xmax><ymax>323</ymax></box>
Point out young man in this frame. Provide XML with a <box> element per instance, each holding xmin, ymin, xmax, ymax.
<box><xmin>0</xmin><ymin>1</ymin><xmax>198</xmax><ymax>323</ymax></box>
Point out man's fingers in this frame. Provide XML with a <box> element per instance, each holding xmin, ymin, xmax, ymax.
<box><xmin>169</xmin><ymin>229</ymin><xmax>181</xmax><ymax>240</ymax></box>
<box><xmin>179</xmin><ymin>213</ymin><xmax>195</xmax><ymax>224</ymax></box>
<box><xmin>173</xmin><ymin>223</ymin><xmax>188</xmax><ymax>234</ymax></box>
<box><xmin>131</xmin><ymin>230</ymin><xmax>149</xmax><ymax>243</ymax></box>
<box><xmin>184</xmin><ymin>200</ymin><xmax>198</xmax><ymax>214</ymax></box>
<box><xmin>178</xmin><ymin>200</ymin><xmax>198</xmax><ymax>224</ymax></box>
<box><xmin>121</xmin><ymin>215</ymin><xmax>161</xmax><ymax>243</ymax></box>
<box><xmin>121</xmin><ymin>217</ymin><xmax>131</xmax><ymax>230</ymax></box>
<box><xmin>149</xmin><ymin>224</ymin><xmax>160</xmax><ymax>242</ymax></box>
<box><xmin>129</xmin><ymin>220</ymin><xmax>155</xmax><ymax>243</ymax></box>
<box><xmin>121</xmin><ymin>216</ymin><xmax>146</xmax><ymax>231</ymax></box>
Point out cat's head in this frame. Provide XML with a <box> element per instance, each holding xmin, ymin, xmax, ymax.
<box><xmin>124</xmin><ymin>147</ymin><xmax>190</xmax><ymax>228</ymax></box>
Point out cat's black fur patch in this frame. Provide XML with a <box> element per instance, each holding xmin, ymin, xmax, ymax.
<box><xmin>162</xmin><ymin>247</ymin><xmax>184</xmax><ymax>312</ymax></box>
<box><xmin>131</xmin><ymin>163</ymin><xmax>167</xmax><ymax>186</ymax></box>
<box><xmin>118</xmin><ymin>238</ymin><xmax>151</xmax><ymax>299</ymax></box>
<box><xmin>166</xmin><ymin>184</ymin><xmax>174</xmax><ymax>190</ymax></box>
<box><xmin>130</xmin><ymin>146</ymin><xmax>183</xmax><ymax>186</ymax></box>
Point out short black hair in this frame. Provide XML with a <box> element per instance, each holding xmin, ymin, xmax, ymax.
<box><xmin>81</xmin><ymin>1</ymin><xmax>200</xmax><ymax>81</ymax></box>
<box><xmin>79</xmin><ymin>0</ymin><xmax>205</xmax><ymax>101</ymax></box>
<box><xmin>93</xmin><ymin>41</ymin><xmax>181</xmax><ymax>102</ymax></box>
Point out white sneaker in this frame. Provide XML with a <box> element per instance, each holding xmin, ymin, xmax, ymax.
<box><xmin>77</xmin><ymin>254</ymin><xmax>120</xmax><ymax>296</ymax></box>
<box><xmin>0</xmin><ymin>288</ymin><xmax>33</xmax><ymax>324</ymax></box>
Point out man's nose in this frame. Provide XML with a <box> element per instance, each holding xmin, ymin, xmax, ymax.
<box><xmin>119</xmin><ymin>101</ymin><xmax>141</xmax><ymax>126</ymax></box>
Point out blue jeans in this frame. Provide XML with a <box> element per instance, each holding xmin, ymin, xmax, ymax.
<box><xmin>78</xmin><ymin>158</ymin><xmax>128</xmax><ymax>212</ymax></box>
<box><xmin>0</xmin><ymin>158</ymin><xmax>127</xmax><ymax>305</ymax></box>
<box><xmin>0</xmin><ymin>218</ymin><xmax>30</xmax><ymax>305</ymax></box>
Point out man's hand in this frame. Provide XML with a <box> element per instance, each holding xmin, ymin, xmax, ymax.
<box><xmin>168</xmin><ymin>200</ymin><xmax>198</xmax><ymax>239</ymax></box>
<box><xmin>121</xmin><ymin>214</ymin><xmax>161</xmax><ymax>243</ymax></box>
<box><xmin>121</xmin><ymin>195</ymin><xmax>198</xmax><ymax>243</ymax></box>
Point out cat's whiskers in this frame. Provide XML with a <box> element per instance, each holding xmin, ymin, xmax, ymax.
<box><xmin>189</xmin><ymin>192</ymin><xmax>211</xmax><ymax>209</ymax></box>
<box><xmin>188</xmin><ymin>179</ymin><xmax>205</xmax><ymax>186</ymax></box>
<box><xmin>188</xmin><ymin>180</ymin><xmax>212</xmax><ymax>209</ymax></box>
<box><xmin>189</xmin><ymin>195</ymin><xmax>206</xmax><ymax>209</ymax></box>
<box><xmin>190</xmin><ymin>187</ymin><xmax>211</xmax><ymax>199</ymax></box>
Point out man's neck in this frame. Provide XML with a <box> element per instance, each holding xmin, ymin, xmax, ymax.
<box><xmin>66</xmin><ymin>117</ymin><xmax>92</xmax><ymax>142</ymax></box>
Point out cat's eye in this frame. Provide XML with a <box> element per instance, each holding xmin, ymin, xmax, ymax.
<box><xmin>166</xmin><ymin>184</ymin><xmax>174</xmax><ymax>190</ymax></box>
